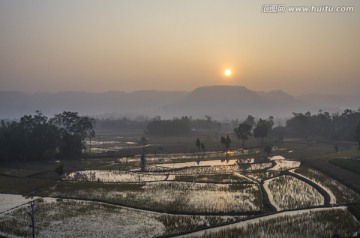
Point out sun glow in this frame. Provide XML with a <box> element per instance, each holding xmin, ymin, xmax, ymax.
<box><xmin>224</xmin><ymin>69</ymin><xmax>232</xmax><ymax>77</ymax></box>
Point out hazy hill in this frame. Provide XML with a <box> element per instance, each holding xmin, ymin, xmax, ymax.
<box><xmin>0</xmin><ymin>90</ymin><xmax>187</xmax><ymax>119</ymax></box>
<box><xmin>161</xmin><ymin>86</ymin><xmax>310</xmax><ymax>119</ymax></box>
<box><xmin>0</xmin><ymin>86</ymin><xmax>358</xmax><ymax>120</ymax></box>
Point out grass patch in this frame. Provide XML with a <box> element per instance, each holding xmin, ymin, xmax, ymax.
<box><xmin>44</xmin><ymin>181</ymin><xmax>263</xmax><ymax>214</ymax></box>
<box><xmin>348</xmin><ymin>204</ymin><xmax>360</xmax><ymax>221</ymax></box>
<box><xmin>0</xmin><ymin>198</ymin><xmax>249</xmax><ymax>237</ymax></box>
<box><xmin>326</xmin><ymin>144</ymin><xmax>359</xmax><ymax>159</ymax></box>
<box><xmin>157</xmin><ymin>215</ymin><xmax>246</xmax><ymax>236</ymax></box>
<box><xmin>193</xmin><ymin>208</ymin><xmax>360</xmax><ymax>238</ymax></box>
<box><xmin>0</xmin><ymin>199</ymin><xmax>164</xmax><ymax>237</ymax></box>
<box><xmin>330</xmin><ymin>158</ymin><xmax>360</xmax><ymax>174</ymax></box>
<box><xmin>0</xmin><ymin>176</ymin><xmax>56</xmax><ymax>195</ymax></box>
<box><xmin>42</xmin><ymin>181</ymin><xmax>143</xmax><ymax>196</ymax></box>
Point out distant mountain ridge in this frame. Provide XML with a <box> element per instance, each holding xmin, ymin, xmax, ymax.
<box><xmin>0</xmin><ymin>86</ymin><xmax>358</xmax><ymax>120</ymax></box>
<box><xmin>159</xmin><ymin>86</ymin><xmax>311</xmax><ymax>119</ymax></box>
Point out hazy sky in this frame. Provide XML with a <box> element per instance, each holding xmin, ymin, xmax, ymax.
<box><xmin>0</xmin><ymin>0</ymin><xmax>359</xmax><ymax>95</ymax></box>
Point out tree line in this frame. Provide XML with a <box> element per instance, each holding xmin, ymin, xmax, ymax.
<box><xmin>233</xmin><ymin>109</ymin><xmax>360</xmax><ymax>149</ymax></box>
<box><xmin>95</xmin><ymin>115</ymin><xmax>221</xmax><ymax>135</ymax></box>
<box><xmin>145</xmin><ymin>116</ymin><xmax>191</xmax><ymax>136</ymax></box>
<box><xmin>280</xmin><ymin>109</ymin><xmax>360</xmax><ymax>141</ymax></box>
<box><xmin>0</xmin><ymin>111</ymin><xmax>95</xmax><ymax>164</ymax></box>
<box><xmin>234</xmin><ymin>115</ymin><xmax>274</xmax><ymax>147</ymax></box>
<box><xmin>135</xmin><ymin>109</ymin><xmax>360</xmax><ymax>148</ymax></box>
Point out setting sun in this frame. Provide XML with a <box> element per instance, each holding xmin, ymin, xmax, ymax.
<box><xmin>224</xmin><ymin>69</ymin><xmax>232</xmax><ymax>77</ymax></box>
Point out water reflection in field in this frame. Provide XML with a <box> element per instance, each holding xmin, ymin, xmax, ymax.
<box><xmin>158</xmin><ymin>159</ymin><xmax>238</xmax><ymax>169</ymax></box>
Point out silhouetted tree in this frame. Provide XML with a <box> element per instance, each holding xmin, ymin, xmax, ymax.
<box><xmin>196</xmin><ymin>138</ymin><xmax>201</xmax><ymax>152</ymax></box>
<box><xmin>226</xmin><ymin>135</ymin><xmax>232</xmax><ymax>149</ymax></box>
<box><xmin>254</xmin><ymin>117</ymin><xmax>273</xmax><ymax>143</ymax></box>
<box><xmin>264</xmin><ymin>146</ymin><xmax>272</xmax><ymax>156</ymax></box>
<box><xmin>0</xmin><ymin>111</ymin><xmax>60</xmax><ymax>162</ymax></box>
<box><xmin>221</xmin><ymin>135</ymin><xmax>232</xmax><ymax>151</ymax></box>
<box><xmin>140</xmin><ymin>153</ymin><xmax>146</xmax><ymax>172</ymax></box>
<box><xmin>356</xmin><ymin>121</ymin><xmax>360</xmax><ymax>149</ymax></box>
<box><xmin>285</xmin><ymin>112</ymin><xmax>312</xmax><ymax>138</ymax></box>
<box><xmin>140</xmin><ymin>137</ymin><xmax>147</xmax><ymax>171</ymax></box>
<box><xmin>145</xmin><ymin>117</ymin><xmax>191</xmax><ymax>136</ymax></box>
<box><xmin>234</xmin><ymin>122</ymin><xmax>252</xmax><ymax>148</ymax></box>
<box><xmin>51</xmin><ymin>111</ymin><xmax>95</xmax><ymax>159</ymax></box>
<box><xmin>58</xmin><ymin>133</ymin><xmax>82</xmax><ymax>158</ymax></box>
<box><xmin>0</xmin><ymin>111</ymin><xmax>95</xmax><ymax>164</ymax></box>
<box><xmin>280</xmin><ymin>109</ymin><xmax>360</xmax><ymax>141</ymax></box>
<box><xmin>245</xmin><ymin>115</ymin><xmax>256</xmax><ymax>128</ymax></box>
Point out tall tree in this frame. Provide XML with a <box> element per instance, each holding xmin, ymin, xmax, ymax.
<box><xmin>264</xmin><ymin>146</ymin><xmax>272</xmax><ymax>156</ymax></box>
<box><xmin>245</xmin><ymin>115</ymin><xmax>256</xmax><ymax>128</ymax></box>
<box><xmin>254</xmin><ymin>117</ymin><xmax>273</xmax><ymax>143</ymax></box>
<box><xmin>234</xmin><ymin>122</ymin><xmax>252</xmax><ymax>148</ymax></box>
<box><xmin>254</xmin><ymin>119</ymin><xmax>268</xmax><ymax>143</ymax></box>
<box><xmin>51</xmin><ymin>111</ymin><xmax>95</xmax><ymax>159</ymax></box>
<box><xmin>0</xmin><ymin>111</ymin><xmax>95</xmax><ymax>163</ymax></box>
<box><xmin>145</xmin><ymin>117</ymin><xmax>191</xmax><ymax>136</ymax></box>
<box><xmin>51</xmin><ymin>111</ymin><xmax>95</xmax><ymax>140</ymax></box>
<box><xmin>226</xmin><ymin>135</ymin><xmax>232</xmax><ymax>151</ymax></box>
<box><xmin>196</xmin><ymin>138</ymin><xmax>201</xmax><ymax>152</ymax></box>
<box><xmin>140</xmin><ymin>137</ymin><xmax>147</xmax><ymax>172</ymax></box>
<box><xmin>221</xmin><ymin>135</ymin><xmax>232</xmax><ymax>151</ymax></box>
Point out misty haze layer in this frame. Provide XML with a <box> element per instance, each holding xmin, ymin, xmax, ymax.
<box><xmin>1</xmin><ymin>86</ymin><xmax>359</xmax><ymax>120</ymax></box>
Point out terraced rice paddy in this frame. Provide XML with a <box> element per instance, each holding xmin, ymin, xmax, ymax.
<box><xmin>1</xmin><ymin>151</ymin><xmax>359</xmax><ymax>237</ymax></box>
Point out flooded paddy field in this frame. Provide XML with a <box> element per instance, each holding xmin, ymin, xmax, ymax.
<box><xmin>1</xmin><ymin>141</ymin><xmax>360</xmax><ymax>237</ymax></box>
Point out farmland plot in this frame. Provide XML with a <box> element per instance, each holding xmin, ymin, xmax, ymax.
<box><xmin>157</xmin><ymin>159</ymin><xmax>238</xmax><ymax>169</ymax></box>
<box><xmin>64</xmin><ymin>170</ymin><xmax>170</xmax><ymax>182</ymax></box>
<box><xmin>160</xmin><ymin>165</ymin><xmax>239</xmax><ymax>175</ymax></box>
<box><xmin>2</xmin><ymin>150</ymin><xmax>359</xmax><ymax>237</ymax></box>
<box><xmin>293</xmin><ymin>167</ymin><xmax>360</xmax><ymax>204</ymax></box>
<box><xmin>47</xmin><ymin>182</ymin><xmax>263</xmax><ymax>214</ymax></box>
<box><xmin>140</xmin><ymin>182</ymin><xmax>263</xmax><ymax>213</ymax></box>
<box><xmin>172</xmin><ymin>173</ymin><xmax>250</xmax><ymax>183</ymax></box>
<box><xmin>181</xmin><ymin>207</ymin><xmax>360</xmax><ymax>238</ymax></box>
<box><xmin>0</xmin><ymin>194</ymin><xmax>36</xmax><ymax>213</ymax></box>
<box><xmin>264</xmin><ymin>175</ymin><xmax>324</xmax><ymax>211</ymax></box>
<box><xmin>123</xmin><ymin>151</ymin><xmax>244</xmax><ymax>165</ymax></box>
<box><xmin>0</xmin><ymin>199</ymin><xmax>246</xmax><ymax>238</ymax></box>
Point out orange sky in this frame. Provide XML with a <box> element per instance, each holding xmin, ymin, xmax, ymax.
<box><xmin>0</xmin><ymin>0</ymin><xmax>359</xmax><ymax>95</ymax></box>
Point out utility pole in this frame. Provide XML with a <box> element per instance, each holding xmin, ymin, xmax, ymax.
<box><xmin>28</xmin><ymin>201</ymin><xmax>36</xmax><ymax>238</ymax></box>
